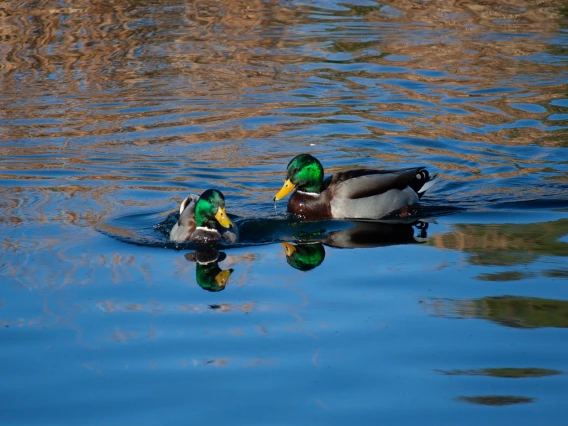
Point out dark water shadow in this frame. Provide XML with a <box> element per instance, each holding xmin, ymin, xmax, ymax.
<box><xmin>456</xmin><ymin>395</ymin><xmax>534</xmax><ymax>406</ymax></box>
<box><xmin>487</xmin><ymin>198</ymin><xmax>568</xmax><ymax>212</ymax></box>
<box><xmin>437</xmin><ymin>368</ymin><xmax>564</xmax><ymax>378</ymax></box>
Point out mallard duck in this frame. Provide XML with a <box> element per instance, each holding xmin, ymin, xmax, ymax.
<box><xmin>274</xmin><ymin>154</ymin><xmax>438</xmax><ymax>219</ymax></box>
<box><xmin>170</xmin><ymin>189</ymin><xmax>239</xmax><ymax>244</ymax></box>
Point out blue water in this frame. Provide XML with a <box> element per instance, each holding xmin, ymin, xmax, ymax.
<box><xmin>0</xmin><ymin>0</ymin><xmax>567</xmax><ymax>424</ymax></box>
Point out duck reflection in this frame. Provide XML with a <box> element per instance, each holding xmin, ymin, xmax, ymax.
<box><xmin>282</xmin><ymin>242</ymin><xmax>326</xmax><ymax>271</ymax></box>
<box><xmin>283</xmin><ymin>220</ymin><xmax>430</xmax><ymax>271</ymax></box>
<box><xmin>185</xmin><ymin>247</ymin><xmax>234</xmax><ymax>292</ymax></box>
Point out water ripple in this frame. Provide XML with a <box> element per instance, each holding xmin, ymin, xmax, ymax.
<box><xmin>0</xmin><ymin>2</ymin><xmax>567</xmax><ymax>421</ymax></box>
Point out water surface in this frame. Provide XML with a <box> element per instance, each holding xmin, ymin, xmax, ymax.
<box><xmin>1</xmin><ymin>0</ymin><xmax>567</xmax><ymax>424</ymax></box>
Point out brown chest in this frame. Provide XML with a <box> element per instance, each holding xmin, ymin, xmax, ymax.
<box><xmin>287</xmin><ymin>192</ymin><xmax>332</xmax><ymax>220</ymax></box>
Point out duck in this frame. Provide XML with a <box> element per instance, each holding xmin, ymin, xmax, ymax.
<box><xmin>170</xmin><ymin>189</ymin><xmax>239</xmax><ymax>244</ymax></box>
<box><xmin>273</xmin><ymin>154</ymin><xmax>438</xmax><ymax>220</ymax></box>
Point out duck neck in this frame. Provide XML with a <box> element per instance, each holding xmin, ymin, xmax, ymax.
<box><xmin>300</xmin><ymin>180</ymin><xmax>322</xmax><ymax>194</ymax></box>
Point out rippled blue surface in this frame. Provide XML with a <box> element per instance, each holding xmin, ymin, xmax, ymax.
<box><xmin>1</xmin><ymin>0</ymin><xmax>567</xmax><ymax>424</ymax></box>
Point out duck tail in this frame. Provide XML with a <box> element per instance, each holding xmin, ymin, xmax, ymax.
<box><xmin>413</xmin><ymin>169</ymin><xmax>439</xmax><ymax>199</ymax></box>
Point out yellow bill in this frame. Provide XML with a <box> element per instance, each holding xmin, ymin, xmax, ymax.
<box><xmin>274</xmin><ymin>179</ymin><xmax>296</xmax><ymax>201</ymax></box>
<box><xmin>281</xmin><ymin>242</ymin><xmax>297</xmax><ymax>257</ymax></box>
<box><xmin>215</xmin><ymin>269</ymin><xmax>233</xmax><ymax>288</ymax></box>
<box><xmin>215</xmin><ymin>207</ymin><xmax>234</xmax><ymax>228</ymax></box>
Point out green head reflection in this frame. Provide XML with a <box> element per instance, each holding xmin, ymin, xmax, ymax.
<box><xmin>185</xmin><ymin>249</ymin><xmax>234</xmax><ymax>292</ymax></box>
<box><xmin>282</xmin><ymin>242</ymin><xmax>325</xmax><ymax>271</ymax></box>
<box><xmin>195</xmin><ymin>264</ymin><xmax>233</xmax><ymax>292</ymax></box>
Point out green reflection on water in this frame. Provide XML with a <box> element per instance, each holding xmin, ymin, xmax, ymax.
<box><xmin>431</xmin><ymin>296</ymin><xmax>568</xmax><ymax>328</ymax></box>
<box><xmin>430</xmin><ymin>218</ymin><xmax>568</xmax><ymax>267</ymax></box>
<box><xmin>476</xmin><ymin>271</ymin><xmax>533</xmax><ymax>282</ymax></box>
<box><xmin>332</xmin><ymin>40</ymin><xmax>384</xmax><ymax>53</ymax></box>
<box><xmin>543</xmin><ymin>269</ymin><xmax>568</xmax><ymax>278</ymax></box>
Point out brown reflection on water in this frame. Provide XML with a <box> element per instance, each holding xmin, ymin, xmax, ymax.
<box><xmin>0</xmin><ymin>0</ymin><xmax>281</xmax><ymax>154</ymax></box>
<box><xmin>0</xmin><ymin>0</ymin><xmax>565</xmax><ymax>145</ymax></box>
<box><xmin>0</xmin><ymin>0</ymin><xmax>564</xmax><ymax>221</ymax></box>
<box><xmin>320</xmin><ymin>1</ymin><xmax>568</xmax><ymax>147</ymax></box>
<box><xmin>426</xmin><ymin>296</ymin><xmax>568</xmax><ymax>329</ymax></box>
<box><xmin>387</xmin><ymin>1</ymin><xmax>566</xmax><ymax>138</ymax></box>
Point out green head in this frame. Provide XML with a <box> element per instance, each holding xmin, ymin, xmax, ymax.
<box><xmin>195</xmin><ymin>189</ymin><xmax>234</xmax><ymax>229</ymax></box>
<box><xmin>282</xmin><ymin>242</ymin><xmax>325</xmax><ymax>271</ymax></box>
<box><xmin>274</xmin><ymin>154</ymin><xmax>324</xmax><ymax>201</ymax></box>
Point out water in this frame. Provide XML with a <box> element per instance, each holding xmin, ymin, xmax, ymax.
<box><xmin>1</xmin><ymin>0</ymin><xmax>568</xmax><ymax>424</ymax></box>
